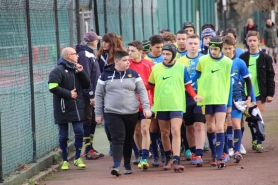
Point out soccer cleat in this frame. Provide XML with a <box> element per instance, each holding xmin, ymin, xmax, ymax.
<box><xmin>228</xmin><ymin>148</ymin><xmax>234</xmax><ymax>157</ymax></box>
<box><xmin>61</xmin><ymin>161</ymin><xmax>70</xmax><ymax>170</ymax></box>
<box><xmin>184</xmin><ymin>149</ymin><xmax>192</xmax><ymax>161</ymax></box>
<box><xmin>233</xmin><ymin>151</ymin><xmax>243</xmax><ymax>163</ymax></box>
<box><xmin>111</xmin><ymin>166</ymin><xmax>121</xmax><ymax>177</ymax></box>
<box><xmin>210</xmin><ymin>155</ymin><xmax>217</xmax><ymax>167</ymax></box>
<box><xmin>163</xmin><ymin>158</ymin><xmax>172</xmax><ymax>171</ymax></box>
<box><xmin>138</xmin><ymin>159</ymin><xmax>149</xmax><ymax>171</ymax></box>
<box><xmin>189</xmin><ymin>153</ymin><xmax>196</xmax><ymax>164</ymax></box>
<box><xmin>204</xmin><ymin>141</ymin><xmax>209</xmax><ymax>151</ymax></box>
<box><xmin>173</xmin><ymin>159</ymin><xmax>184</xmax><ymax>172</ymax></box>
<box><xmin>124</xmin><ymin>165</ymin><xmax>132</xmax><ymax>174</ymax></box>
<box><xmin>92</xmin><ymin>149</ymin><xmax>105</xmax><ymax>158</ymax></box>
<box><xmin>252</xmin><ymin>140</ymin><xmax>257</xmax><ymax>150</ymax></box>
<box><xmin>152</xmin><ymin>157</ymin><xmax>159</xmax><ymax>167</ymax></box>
<box><xmin>132</xmin><ymin>155</ymin><xmax>140</xmax><ymax>165</ymax></box>
<box><xmin>109</xmin><ymin>142</ymin><xmax>113</xmax><ymax>156</ymax></box>
<box><xmin>74</xmin><ymin>158</ymin><xmax>86</xmax><ymax>168</ymax></box>
<box><xmin>217</xmin><ymin>160</ymin><xmax>225</xmax><ymax>169</ymax></box>
<box><xmin>190</xmin><ymin>155</ymin><xmax>203</xmax><ymax>167</ymax></box>
<box><xmin>256</xmin><ymin>144</ymin><xmax>264</xmax><ymax>153</ymax></box>
<box><xmin>222</xmin><ymin>153</ymin><xmax>229</xmax><ymax>163</ymax></box>
<box><xmin>239</xmin><ymin>144</ymin><xmax>247</xmax><ymax>155</ymax></box>
<box><xmin>85</xmin><ymin>149</ymin><xmax>100</xmax><ymax>160</ymax></box>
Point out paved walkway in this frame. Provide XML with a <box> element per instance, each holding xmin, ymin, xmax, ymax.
<box><xmin>43</xmin><ymin>64</ymin><xmax>278</xmax><ymax>185</ymax></box>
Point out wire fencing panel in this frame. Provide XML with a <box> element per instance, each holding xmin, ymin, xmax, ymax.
<box><xmin>142</xmin><ymin>0</ymin><xmax>153</xmax><ymax>40</ymax></box>
<box><xmin>0</xmin><ymin>1</ymin><xmax>33</xmax><ymax>176</ymax></box>
<box><xmin>134</xmin><ymin>0</ymin><xmax>143</xmax><ymax>41</ymax></box>
<box><xmin>0</xmin><ymin>0</ymin><xmax>77</xmax><ymax>177</ymax></box>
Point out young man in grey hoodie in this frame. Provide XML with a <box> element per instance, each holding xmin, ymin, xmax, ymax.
<box><xmin>94</xmin><ymin>50</ymin><xmax>152</xmax><ymax>177</ymax></box>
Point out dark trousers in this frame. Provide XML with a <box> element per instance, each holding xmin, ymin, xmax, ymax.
<box><xmin>105</xmin><ymin>113</ymin><xmax>137</xmax><ymax>166</ymax></box>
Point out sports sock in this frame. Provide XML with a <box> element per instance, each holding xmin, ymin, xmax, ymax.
<box><xmin>241</xmin><ymin>127</ymin><xmax>245</xmax><ymax>136</ymax></box>
<box><xmin>233</xmin><ymin>129</ymin><xmax>242</xmax><ymax>152</ymax></box>
<box><xmin>60</xmin><ymin>140</ymin><xmax>68</xmax><ymax>161</ymax></box>
<box><xmin>141</xmin><ymin>149</ymin><xmax>149</xmax><ymax>160</ymax></box>
<box><xmin>189</xmin><ymin>146</ymin><xmax>196</xmax><ymax>154</ymax></box>
<box><xmin>223</xmin><ymin>131</ymin><xmax>228</xmax><ymax>154</ymax></box>
<box><xmin>165</xmin><ymin>150</ymin><xmax>172</xmax><ymax>159</ymax></box>
<box><xmin>150</xmin><ymin>132</ymin><xmax>159</xmax><ymax>158</ymax></box>
<box><xmin>83</xmin><ymin>126</ymin><xmax>91</xmax><ymax>153</ymax></box>
<box><xmin>173</xmin><ymin>155</ymin><xmax>180</xmax><ymax>161</ymax></box>
<box><xmin>195</xmin><ymin>149</ymin><xmax>203</xmax><ymax>157</ymax></box>
<box><xmin>207</xmin><ymin>132</ymin><xmax>216</xmax><ymax>156</ymax></box>
<box><xmin>132</xmin><ymin>141</ymin><xmax>139</xmax><ymax>156</ymax></box>
<box><xmin>75</xmin><ymin>137</ymin><xmax>83</xmax><ymax>159</ymax></box>
<box><xmin>216</xmin><ymin>133</ymin><xmax>224</xmax><ymax>160</ymax></box>
<box><xmin>227</xmin><ymin>126</ymin><xmax>233</xmax><ymax>148</ymax></box>
<box><xmin>257</xmin><ymin>137</ymin><xmax>262</xmax><ymax>145</ymax></box>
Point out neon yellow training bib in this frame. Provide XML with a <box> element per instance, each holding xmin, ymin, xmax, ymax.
<box><xmin>151</xmin><ymin>62</ymin><xmax>186</xmax><ymax>112</ymax></box>
<box><xmin>196</xmin><ymin>55</ymin><xmax>232</xmax><ymax>105</ymax></box>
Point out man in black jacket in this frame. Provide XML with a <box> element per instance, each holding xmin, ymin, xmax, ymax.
<box><xmin>48</xmin><ymin>47</ymin><xmax>90</xmax><ymax>170</ymax></box>
<box><xmin>76</xmin><ymin>32</ymin><xmax>104</xmax><ymax>160</ymax></box>
<box><xmin>239</xmin><ymin>31</ymin><xmax>275</xmax><ymax>153</ymax></box>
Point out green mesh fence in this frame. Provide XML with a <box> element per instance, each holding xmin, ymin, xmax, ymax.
<box><xmin>0</xmin><ymin>0</ymin><xmax>77</xmax><ymax>177</ymax></box>
<box><xmin>96</xmin><ymin>0</ymin><xmax>105</xmax><ymax>37</ymax></box>
<box><xmin>106</xmin><ymin>0</ymin><xmax>120</xmax><ymax>35</ymax></box>
<box><xmin>133</xmin><ymin>0</ymin><xmax>143</xmax><ymax>41</ymax></box>
<box><xmin>0</xmin><ymin>1</ymin><xmax>33</xmax><ymax>176</ymax></box>
<box><xmin>142</xmin><ymin>0</ymin><xmax>153</xmax><ymax>40</ymax></box>
<box><xmin>120</xmin><ymin>0</ymin><xmax>133</xmax><ymax>46</ymax></box>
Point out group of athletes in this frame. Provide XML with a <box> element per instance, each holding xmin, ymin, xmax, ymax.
<box><xmin>51</xmin><ymin>20</ymin><xmax>275</xmax><ymax>176</ymax></box>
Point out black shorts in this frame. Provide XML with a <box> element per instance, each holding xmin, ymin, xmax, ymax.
<box><xmin>137</xmin><ymin>112</ymin><xmax>153</xmax><ymax>121</ymax></box>
<box><xmin>183</xmin><ymin>103</ymin><xmax>205</xmax><ymax>126</ymax></box>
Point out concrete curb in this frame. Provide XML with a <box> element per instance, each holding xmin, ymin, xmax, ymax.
<box><xmin>0</xmin><ymin>142</ymin><xmax>75</xmax><ymax>185</ymax></box>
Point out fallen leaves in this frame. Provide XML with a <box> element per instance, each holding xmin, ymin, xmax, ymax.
<box><xmin>23</xmin><ymin>164</ymin><xmax>30</xmax><ymax>170</ymax></box>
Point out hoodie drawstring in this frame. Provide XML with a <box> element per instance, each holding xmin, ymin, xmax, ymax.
<box><xmin>111</xmin><ymin>71</ymin><xmax>116</xmax><ymax>82</ymax></box>
<box><xmin>120</xmin><ymin>71</ymin><xmax>126</xmax><ymax>82</ymax></box>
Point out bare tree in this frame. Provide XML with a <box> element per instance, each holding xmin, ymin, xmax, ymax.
<box><xmin>242</xmin><ymin>0</ymin><xmax>276</xmax><ymax>12</ymax></box>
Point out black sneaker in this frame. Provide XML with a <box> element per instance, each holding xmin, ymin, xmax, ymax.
<box><xmin>124</xmin><ymin>164</ymin><xmax>132</xmax><ymax>174</ymax></box>
<box><xmin>111</xmin><ymin>166</ymin><xmax>121</xmax><ymax>177</ymax></box>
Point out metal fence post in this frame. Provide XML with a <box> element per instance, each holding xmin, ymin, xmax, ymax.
<box><xmin>103</xmin><ymin>0</ymin><xmax>107</xmax><ymax>33</ymax></box>
<box><xmin>54</xmin><ymin>0</ymin><xmax>61</xmax><ymax>59</ymax></box>
<box><xmin>132</xmin><ymin>0</ymin><xmax>135</xmax><ymax>40</ymax></box>
<box><xmin>151</xmin><ymin>0</ymin><xmax>154</xmax><ymax>35</ymax></box>
<box><xmin>75</xmin><ymin>0</ymin><xmax>81</xmax><ymax>44</ymax></box>
<box><xmin>119</xmin><ymin>0</ymin><xmax>122</xmax><ymax>36</ymax></box>
<box><xmin>0</xmin><ymin>111</ymin><xmax>2</xmax><ymax>183</ymax></box>
<box><xmin>26</xmin><ymin>0</ymin><xmax>37</xmax><ymax>163</ymax></box>
<box><xmin>141</xmin><ymin>0</ymin><xmax>144</xmax><ymax>39</ymax></box>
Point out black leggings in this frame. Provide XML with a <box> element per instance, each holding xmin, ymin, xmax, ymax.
<box><xmin>105</xmin><ymin>113</ymin><xmax>137</xmax><ymax>166</ymax></box>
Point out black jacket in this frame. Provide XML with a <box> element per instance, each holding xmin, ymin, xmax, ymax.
<box><xmin>98</xmin><ymin>51</ymin><xmax>109</xmax><ymax>73</ymax></box>
<box><xmin>239</xmin><ymin>51</ymin><xmax>275</xmax><ymax>103</ymax></box>
<box><xmin>48</xmin><ymin>58</ymin><xmax>90</xmax><ymax>124</ymax></box>
<box><xmin>76</xmin><ymin>44</ymin><xmax>101</xmax><ymax>99</ymax></box>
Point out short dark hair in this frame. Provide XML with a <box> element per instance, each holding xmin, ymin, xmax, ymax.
<box><xmin>222</xmin><ymin>35</ymin><xmax>236</xmax><ymax>46</ymax></box>
<box><xmin>201</xmin><ymin>23</ymin><xmax>215</xmax><ymax>31</ymax></box>
<box><xmin>176</xmin><ymin>30</ymin><xmax>188</xmax><ymax>35</ymax></box>
<box><xmin>224</xmin><ymin>28</ymin><xmax>237</xmax><ymax>39</ymax></box>
<box><xmin>128</xmin><ymin>40</ymin><xmax>143</xmax><ymax>51</ymax></box>
<box><xmin>114</xmin><ymin>50</ymin><xmax>129</xmax><ymax>61</ymax></box>
<box><xmin>187</xmin><ymin>34</ymin><xmax>199</xmax><ymax>40</ymax></box>
<box><xmin>149</xmin><ymin>35</ymin><xmax>164</xmax><ymax>46</ymax></box>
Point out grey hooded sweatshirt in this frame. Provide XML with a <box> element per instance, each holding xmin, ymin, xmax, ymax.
<box><xmin>94</xmin><ymin>64</ymin><xmax>150</xmax><ymax>117</ymax></box>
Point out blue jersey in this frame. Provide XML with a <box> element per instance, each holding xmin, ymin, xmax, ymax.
<box><xmin>177</xmin><ymin>53</ymin><xmax>203</xmax><ymax>105</ymax></box>
<box><xmin>144</xmin><ymin>53</ymin><xmax>164</xmax><ymax>64</ymax></box>
<box><xmin>175</xmin><ymin>50</ymin><xmax>187</xmax><ymax>60</ymax></box>
<box><xmin>231</xmin><ymin>57</ymin><xmax>250</xmax><ymax>100</ymax></box>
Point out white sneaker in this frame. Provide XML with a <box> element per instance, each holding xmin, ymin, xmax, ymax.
<box><xmin>239</xmin><ymin>144</ymin><xmax>247</xmax><ymax>155</ymax></box>
<box><xmin>228</xmin><ymin>148</ymin><xmax>234</xmax><ymax>157</ymax></box>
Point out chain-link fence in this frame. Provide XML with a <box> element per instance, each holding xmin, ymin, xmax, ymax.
<box><xmin>0</xmin><ymin>0</ymin><xmax>78</xmax><ymax>178</ymax></box>
<box><xmin>0</xmin><ymin>0</ymin><xmax>217</xmax><ymax>179</ymax></box>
